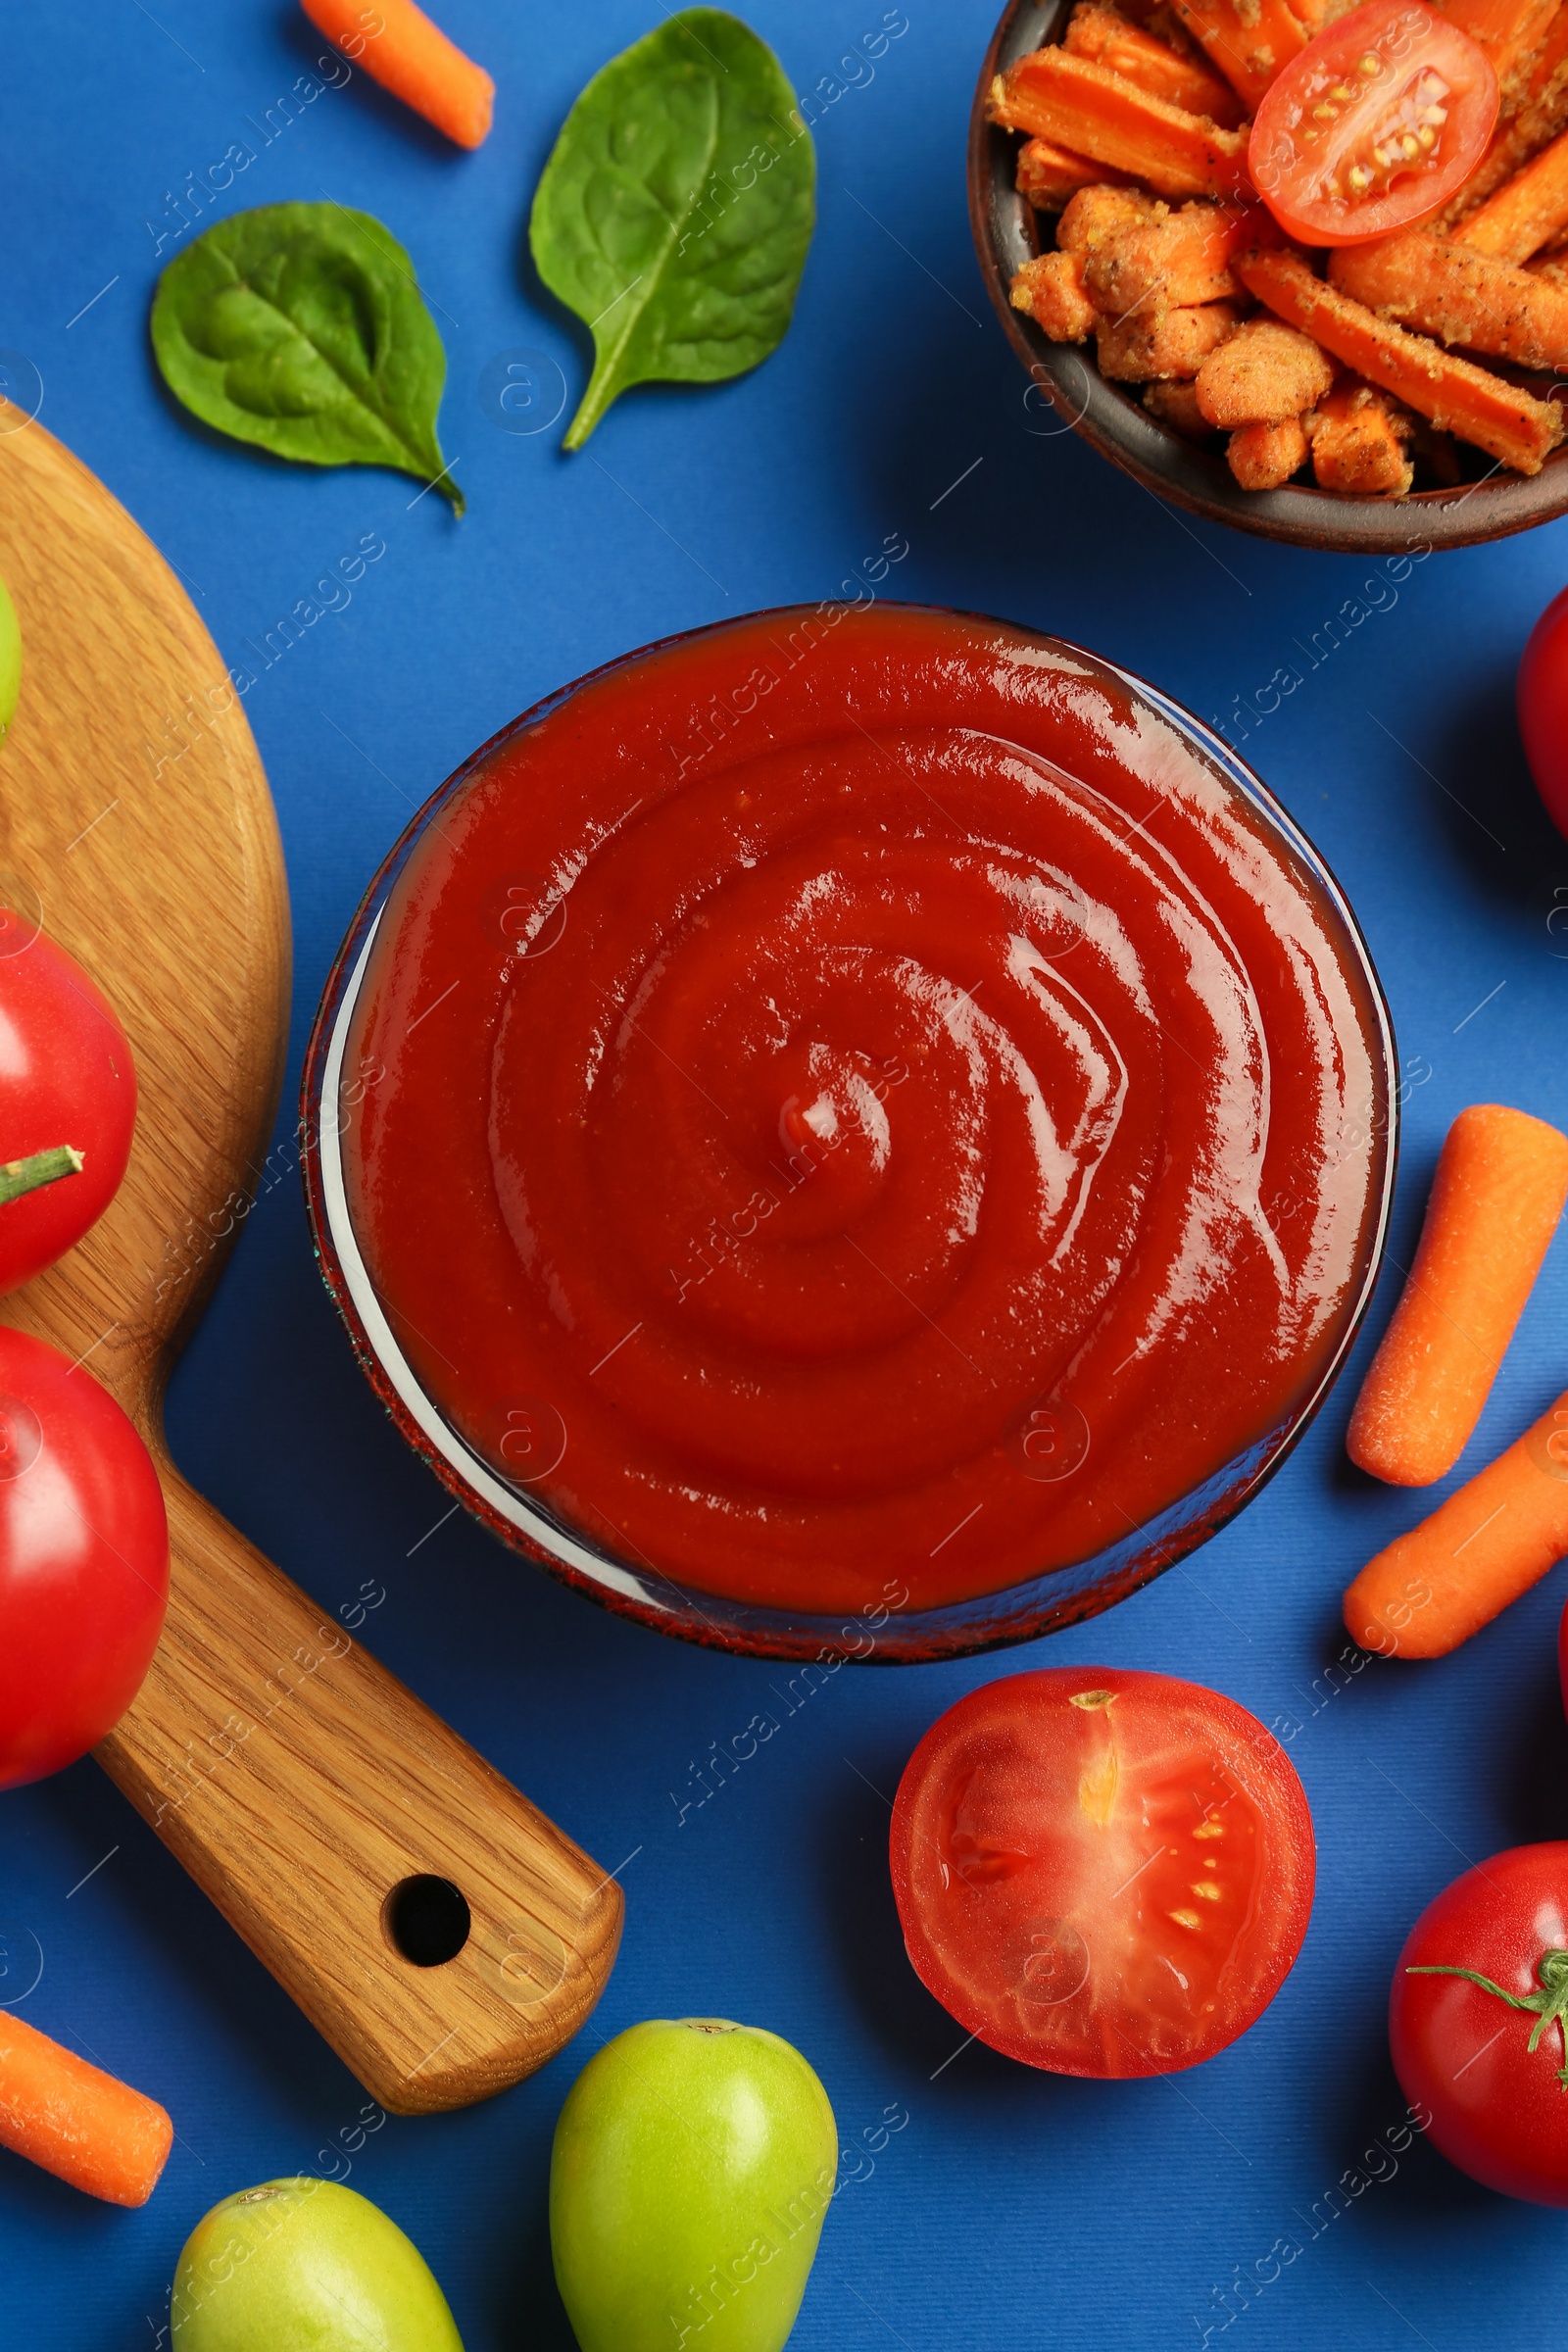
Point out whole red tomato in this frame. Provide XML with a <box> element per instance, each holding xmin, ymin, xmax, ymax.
<box><xmin>1391</xmin><ymin>1843</ymin><xmax>1568</xmax><ymax>2204</ymax></box>
<box><xmin>1520</xmin><ymin>586</ymin><xmax>1568</xmax><ymax>845</ymax></box>
<box><xmin>891</xmin><ymin>1668</ymin><xmax>1315</xmax><ymax>2077</ymax></box>
<box><xmin>0</xmin><ymin>913</ymin><xmax>135</xmax><ymax>1296</ymax></box>
<box><xmin>0</xmin><ymin>1326</ymin><xmax>168</xmax><ymax>1789</ymax></box>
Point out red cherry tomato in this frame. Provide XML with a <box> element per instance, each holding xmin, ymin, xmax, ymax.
<box><xmin>1391</xmin><ymin>1843</ymin><xmax>1568</xmax><ymax>2205</ymax></box>
<box><xmin>1250</xmin><ymin>0</ymin><xmax>1497</xmax><ymax>247</ymax></box>
<box><xmin>890</xmin><ymin>1668</ymin><xmax>1315</xmax><ymax>2077</ymax></box>
<box><xmin>1520</xmin><ymin>585</ymin><xmax>1568</xmax><ymax>846</ymax></box>
<box><xmin>0</xmin><ymin>1327</ymin><xmax>168</xmax><ymax>1789</ymax></box>
<box><xmin>0</xmin><ymin>914</ymin><xmax>135</xmax><ymax>1296</ymax></box>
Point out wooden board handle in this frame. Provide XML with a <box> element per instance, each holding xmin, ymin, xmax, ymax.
<box><xmin>96</xmin><ymin>1463</ymin><xmax>623</xmax><ymax>2115</ymax></box>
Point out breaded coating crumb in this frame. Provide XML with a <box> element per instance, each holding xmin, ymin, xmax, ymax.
<box><xmin>1096</xmin><ymin>299</ymin><xmax>1241</xmax><ymax>379</ymax></box>
<box><xmin>1196</xmin><ymin>317</ymin><xmax>1335</xmax><ymax>426</ymax></box>
<box><xmin>1010</xmin><ymin>250</ymin><xmax>1099</xmax><ymax>342</ymax></box>
<box><xmin>1227</xmin><ymin>416</ymin><xmax>1310</xmax><ymax>489</ymax></box>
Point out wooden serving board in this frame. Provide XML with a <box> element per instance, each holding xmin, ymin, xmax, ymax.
<box><xmin>0</xmin><ymin>406</ymin><xmax>622</xmax><ymax>2114</ymax></box>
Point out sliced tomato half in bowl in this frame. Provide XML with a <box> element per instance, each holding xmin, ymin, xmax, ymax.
<box><xmin>891</xmin><ymin>1668</ymin><xmax>1315</xmax><ymax>2077</ymax></box>
<box><xmin>1250</xmin><ymin>0</ymin><xmax>1498</xmax><ymax>246</ymax></box>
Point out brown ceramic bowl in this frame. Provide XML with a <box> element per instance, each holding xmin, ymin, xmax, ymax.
<box><xmin>970</xmin><ymin>0</ymin><xmax>1568</xmax><ymax>552</ymax></box>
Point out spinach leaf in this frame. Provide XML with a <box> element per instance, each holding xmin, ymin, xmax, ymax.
<box><xmin>530</xmin><ymin>9</ymin><xmax>815</xmax><ymax>449</ymax></box>
<box><xmin>151</xmin><ymin>202</ymin><xmax>463</xmax><ymax>513</ymax></box>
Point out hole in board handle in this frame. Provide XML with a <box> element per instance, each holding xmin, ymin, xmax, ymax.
<box><xmin>383</xmin><ymin>1874</ymin><xmax>471</xmax><ymax>1968</ymax></box>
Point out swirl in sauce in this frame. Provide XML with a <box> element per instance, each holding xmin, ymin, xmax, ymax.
<box><xmin>342</xmin><ymin>609</ymin><xmax>1388</xmax><ymax>1614</ymax></box>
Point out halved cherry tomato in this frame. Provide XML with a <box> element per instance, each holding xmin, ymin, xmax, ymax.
<box><xmin>0</xmin><ymin>913</ymin><xmax>135</xmax><ymax>1297</ymax></box>
<box><xmin>1391</xmin><ymin>1843</ymin><xmax>1568</xmax><ymax>2206</ymax></box>
<box><xmin>1250</xmin><ymin>0</ymin><xmax>1497</xmax><ymax>247</ymax></box>
<box><xmin>1520</xmin><ymin>584</ymin><xmax>1568</xmax><ymax>847</ymax></box>
<box><xmin>0</xmin><ymin>1327</ymin><xmax>168</xmax><ymax>1790</ymax></box>
<box><xmin>890</xmin><ymin>1668</ymin><xmax>1314</xmax><ymax>2078</ymax></box>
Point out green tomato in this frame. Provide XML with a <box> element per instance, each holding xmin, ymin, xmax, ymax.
<box><xmin>170</xmin><ymin>2178</ymin><xmax>465</xmax><ymax>2351</ymax></box>
<box><xmin>0</xmin><ymin>572</ymin><xmax>20</xmax><ymax>743</ymax></box>
<box><xmin>551</xmin><ymin>2018</ymin><xmax>838</xmax><ymax>2352</ymax></box>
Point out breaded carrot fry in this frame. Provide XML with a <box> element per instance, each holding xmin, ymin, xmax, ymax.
<box><xmin>1144</xmin><ymin>376</ymin><xmax>1220</xmax><ymax>432</ymax></box>
<box><xmin>1057</xmin><ymin>182</ymin><xmax>1158</xmax><ymax>251</ymax></box>
<box><xmin>1011</xmin><ymin>250</ymin><xmax>1101</xmax><ymax>339</ymax></box>
<box><xmin>1096</xmin><ymin>298</ymin><xmax>1242</xmax><ymax>374</ymax></box>
<box><xmin>1453</xmin><ymin>124</ymin><xmax>1568</xmax><ymax>254</ymax></box>
<box><xmin>1348</xmin><ymin>1104</ymin><xmax>1568</xmax><ymax>1486</ymax></box>
<box><xmin>1227</xmin><ymin>414</ymin><xmax>1310</xmax><ymax>484</ymax></box>
<box><xmin>989</xmin><ymin>49</ymin><xmax>1252</xmax><ymax>197</ymax></box>
<box><xmin>1196</xmin><ymin>315</ymin><xmax>1333</xmax><ymax>422</ymax></box>
<box><xmin>1438</xmin><ymin>0</ymin><xmax>1560</xmax><ymax>96</ymax></box>
<box><xmin>1236</xmin><ymin>242</ymin><xmax>1565</xmax><ymax>469</ymax></box>
<box><xmin>1345</xmin><ymin>1389</ymin><xmax>1568</xmax><ymax>1656</ymax></box>
<box><xmin>1330</xmin><ymin>230</ymin><xmax>1568</xmax><ymax>367</ymax></box>
<box><xmin>0</xmin><ymin>2014</ymin><xmax>172</xmax><ymax>2205</ymax></box>
<box><xmin>1437</xmin><ymin>2</ymin><xmax>1568</xmax><ymax>222</ymax></box>
<box><xmin>1081</xmin><ymin>199</ymin><xmax>1250</xmax><ymax>312</ymax></box>
<box><xmin>1016</xmin><ymin>135</ymin><xmax>1137</xmax><ymax>208</ymax></box>
<box><xmin>1305</xmin><ymin>378</ymin><xmax>1415</xmax><ymax>493</ymax></box>
<box><xmin>1168</xmin><ymin>0</ymin><xmax>1310</xmax><ymax>109</ymax></box>
<box><xmin>1065</xmin><ymin>3</ymin><xmax>1249</xmax><ymax>122</ymax></box>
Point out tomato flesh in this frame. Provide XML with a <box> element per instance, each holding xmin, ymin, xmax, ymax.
<box><xmin>0</xmin><ymin>1327</ymin><xmax>169</xmax><ymax>1789</ymax></box>
<box><xmin>890</xmin><ymin>1668</ymin><xmax>1315</xmax><ymax>2078</ymax></box>
<box><xmin>1250</xmin><ymin>0</ymin><xmax>1497</xmax><ymax>246</ymax></box>
<box><xmin>1391</xmin><ymin>1844</ymin><xmax>1568</xmax><ymax>2206</ymax></box>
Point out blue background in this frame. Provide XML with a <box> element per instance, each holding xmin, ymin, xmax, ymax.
<box><xmin>4</xmin><ymin>2</ymin><xmax>1568</xmax><ymax>2345</ymax></box>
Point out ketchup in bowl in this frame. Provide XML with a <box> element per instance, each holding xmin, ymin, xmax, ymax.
<box><xmin>309</xmin><ymin>607</ymin><xmax>1393</xmax><ymax>1653</ymax></box>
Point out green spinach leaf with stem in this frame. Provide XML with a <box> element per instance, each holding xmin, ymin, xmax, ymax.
<box><xmin>530</xmin><ymin>9</ymin><xmax>815</xmax><ymax>449</ymax></box>
<box><xmin>151</xmin><ymin>202</ymin><xmax>463</xmax><ymax>512</ymax></box>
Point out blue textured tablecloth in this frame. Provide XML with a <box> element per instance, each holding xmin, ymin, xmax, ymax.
<box><xmin>5</xmin><ymin>4</ymin><xmax>1568</xmax><ymax>2345</ymax></box>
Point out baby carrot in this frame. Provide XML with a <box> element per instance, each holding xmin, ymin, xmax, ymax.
<box><xmin>0</xmin><ymin>2012</ymin><xmax>172</xmax><ymax>2205</ymax></box>
<box><xmin>1331</xmin><ymin>231</ymin><xmax>1568</xmax><ymax>369</ymax></box>
<box><xmin>1011</xmin><ymin>249</ymin><xmax>1100</xmax><ymax>338</ymax></box>
<box><xmin>1441</xmin><ymin>0</ymin><xmax>1561</xmax><ymax>94</ymax></box>
<box><xmin>1306</xmin><ymin>380</ymin><xmax>1415</xmax><ymax>497</ymax></box>
<box><xmin>1345</xmin><ymin>1388</ymin><xmax>1568</xmax><ymax>1656</ymax></box>
<box><xmin>1064</xmin><ymin>3</ymin><xmax>1249</xmax><ymax>124</ymax></box>
<box><xmin>1235</xmin><ymin>243</ymin><xmax>1565</xmax><ymax>472</ymax></box>
<box><xmin>1226</xmin><ymin>413</ymin><xmax>1310</xmax><ymax>488</ymax></box>
<box><xmin>989</xmin><ymin>49</ymin><xmax>1252</xmax><ymax>199</ymax></box>
<box><xmin>300</xmin><ymin>0</ymin><xmax>494</xmax><ymax>149</ymax></box>
<box><xmin>1016</xmin><ymin>135</ymin><xmax>1136</xmax><ymax>208</ymax></box>
<box><xmin>1168</xmin><ymin>0</ymin><xmax>1310</xmax><ymax>110</ymax></box>
<box><xmin>1348</xmin><ymin>1104</ymin><xmax>1568</xmax><ymax>1486</ymax></box>
<box><xmin>1454</xmin><ymin>126</ymin><xmax>1568</xmax><ymax>259</ymax></box>
<box><xmin>1437</xmin><ymin>3</ymin><xmax>1568</xmax><ymax>224</ymax></box>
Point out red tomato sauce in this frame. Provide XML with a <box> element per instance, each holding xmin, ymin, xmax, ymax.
<box><xmin>341</xmin><ymin>607</ymin><xmax>1387</xmax><ymax>1615</ymax></box>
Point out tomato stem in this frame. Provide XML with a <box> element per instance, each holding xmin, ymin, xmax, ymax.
<box><xmin>0</xmin><ymin>1147</ymin><xmax>83</xmax><ymax>1207</ymax></box>
<box><xmin>1407</xmin><ymin>1947</ymin><xmax>1568</xmax><ymax>2088</ymax></box>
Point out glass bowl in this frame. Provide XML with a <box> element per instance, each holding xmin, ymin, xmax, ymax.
<box><xmin>301</xmin><ymin>607</ymin><xmax>1397</xmax><ymax>1663</ymax></box>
